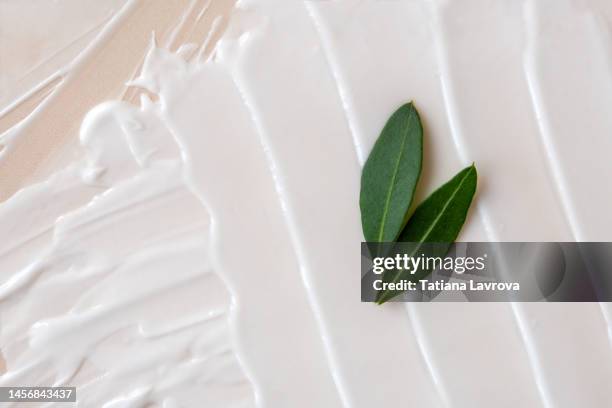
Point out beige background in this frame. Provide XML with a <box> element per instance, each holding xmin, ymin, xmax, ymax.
<box><xmin>0</xmin><ymin>0</ymin><xmax>235</xmax><ymax>202</ymax></box>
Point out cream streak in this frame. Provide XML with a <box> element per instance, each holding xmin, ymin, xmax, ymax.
<box><xmin>306</xmin><ymin>1</ymin><xmax>544</xmax><ymax>407</ymax></box>
<box><xmin>133</xmin><ymin>45</ymin><xmax>347</xmax><ymax>406</ymax></box>
<box><xmin>214</xmin><ymin>1</ymin><xmax>445</xmax><ymax>406</ymax></box>
<box><xmin>0</xmin><ymin>100</ymin><xmax>254</xmax><ymax>406</ymax></box>
<box><xmin>429</xmin><ymin>2</ymin><xmax>612</xmax><ymax>407</ymax></box>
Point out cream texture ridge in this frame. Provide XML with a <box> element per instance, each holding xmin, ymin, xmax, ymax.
<box><xmin>1</xmin><ymin>0</ymin><xmax>612</xmax><ymax>407</ymax></box>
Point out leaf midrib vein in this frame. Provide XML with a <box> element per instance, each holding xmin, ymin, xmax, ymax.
<box><xmin>383</xmin><ymin>168</ymin><xmax>473</xmax><ymax>291</ymax></box>
<box><xmin>416</xmin><ymin>167</ymin><xmax>472</xmax><ymax>245</ymax></box>
<box><xmin>377</xmin><ymin>111</ymin><xmax>414</xmax><ymax>242</ymax></box>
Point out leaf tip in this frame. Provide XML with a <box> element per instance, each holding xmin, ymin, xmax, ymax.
<box><xmin>401</xmin><ymin>100</ymin><xmax>416</xmax><ymax>111</ymax></box>
<box><xmin>464</xmin><ymin>163</ymin><xmax>477</xmax><ymax>179</ymax></box>
<box><xmin>470</xmin><ymin>163</ymin><xmax>478</xmax><ymax>179</ymax></box>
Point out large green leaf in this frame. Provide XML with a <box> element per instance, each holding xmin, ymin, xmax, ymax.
<box><xmin>376</xmin><ymin>164</ymin><xmax>477</xmax><ymax>304</ymax></box>
<box><xmin>360</xmin><ymin>102</ymin><xmax>423</xmax><ymax>242</ymax></box>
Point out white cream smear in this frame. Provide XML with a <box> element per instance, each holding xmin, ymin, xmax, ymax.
<box><xmin>2</xmin><ymin>0</ymin><xmax>612</xmax><ymax>407</ymax></box>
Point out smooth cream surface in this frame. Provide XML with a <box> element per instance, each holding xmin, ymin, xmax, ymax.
<box><xmin>2</xmin><ymin>0</ymin><xmax>612</xmax><ymax>407</ymax></box>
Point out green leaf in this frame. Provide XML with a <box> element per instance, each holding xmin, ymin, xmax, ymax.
<box><xmin>376</xmin><ymin>164</ymin><xmax>478</xmax><ymax>304</ymax></box>
<box><xmin>360</xmin><ymin>102</ymin><xmax>423</xmax><ymax>242</ymax></box>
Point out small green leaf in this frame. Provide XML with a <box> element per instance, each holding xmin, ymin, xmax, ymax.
<box><xmin>360</xmin><ymin>102</ymin><xmax>423</xmax><ymax>242</ymax></box>
<box><xmin>376</xmin><ymin>164</ymin><xmax>477</xmax><ymax>304</ymax></box>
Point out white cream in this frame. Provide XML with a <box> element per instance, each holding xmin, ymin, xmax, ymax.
<box><xmin>2</xmin><ymin>0</ymin><xmax>612</xmax><ymax>407</ymax></box>
<box><xmin>0</xmin><ymin>100</ymin><xmax>253</xmax><ymax>407</ymax></box>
